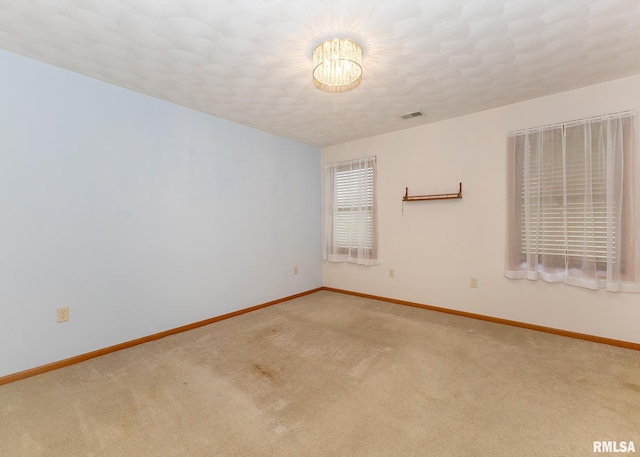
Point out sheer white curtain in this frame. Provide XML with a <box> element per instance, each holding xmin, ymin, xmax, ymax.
<box><xmin>505</xmin><ymin>111</ymin><xmax>639</xmax><ymax>292</ymax></box>
<box><xmin>323</xmin><ymin>156</ymin><xmax>382</xmax><ymax>265</ymax></box>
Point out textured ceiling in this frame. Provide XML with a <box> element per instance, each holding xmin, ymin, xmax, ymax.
<box><xmin>2</xmin><ymin>0</ymin><xmax>640</xmax><ymax>147</ymax></box>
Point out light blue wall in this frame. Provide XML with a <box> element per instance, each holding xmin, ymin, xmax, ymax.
<box><xmin>0</xmin><ymin>50</ymin><xmax>322</xmax><ymax>377</ymax></box>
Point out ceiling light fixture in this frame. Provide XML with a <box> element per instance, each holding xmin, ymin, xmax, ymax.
<box><xmin>312</xmin><ymin>38</ymin><xmax>363</xmax><ymax>92</ymax></box>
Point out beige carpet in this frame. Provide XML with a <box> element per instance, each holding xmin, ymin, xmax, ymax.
<box><xmin>1</xmin><ymin>290</ymin><xmax>639</xmax><ymax>456</ymax></box>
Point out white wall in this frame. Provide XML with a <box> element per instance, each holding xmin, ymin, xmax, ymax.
<box><xmin>323</xmin><ymin>74</ymin><xmax>640</xmax><ymax>345</ymax></box>
<box><xmin>0</xmin><ymin>50</ymin><xmax>322</xmax><ymax>377</ymax></box>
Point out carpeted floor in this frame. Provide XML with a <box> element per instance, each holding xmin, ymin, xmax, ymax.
<box><xmin>1</xmin><ymin>290</ymin><xmax>639</xmax><ymax>456</ymax></box>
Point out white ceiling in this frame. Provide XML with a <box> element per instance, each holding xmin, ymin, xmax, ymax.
<box><xmin>2</xmin><ymin>0</ymin><xmax>640</xmax><ymax>147</ymax></box>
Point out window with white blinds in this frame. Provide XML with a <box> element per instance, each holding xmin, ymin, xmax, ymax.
<box><xmin>522</xmin><ymin>125</ymin><xmax>610</xmax><ymax>266</ymax></box>
<box><xmin>505</xmin><ymin>111</ymin><xmax>640</xmax><ymax>292</ymax></box>
<box><xmin>334</xmin><ymin>165</ymin><xmax>373</xmax><ymax>250</ymax></box>
<box><xmin>323</xmin><ymin>156</ymin><xmax>381</xmax><ymax>265</ymax></box>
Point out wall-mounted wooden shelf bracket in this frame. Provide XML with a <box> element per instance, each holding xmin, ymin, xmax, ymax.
<box><xmin>403</xmin><ymin>182</ymin><xmax>462</xmax><ymax>201</ymax></box>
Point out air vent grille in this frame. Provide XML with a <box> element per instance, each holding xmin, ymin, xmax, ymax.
<box><xmin>401</xmin><ymin>111</ymin><xmax>424</xmax><ymax>120</ymax></box>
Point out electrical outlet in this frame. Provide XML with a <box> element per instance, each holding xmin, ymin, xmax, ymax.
<box><xmin>57</xmin><ymin>306</ymin><xmax>69</xmax><ymax>323</ymax></box>
<box><xmin>294</xmin><ymin>265</ymin><xmax>299</xmax><ymax>275</ymax></box>
<box><xmin>389</xmin><ymin>269</ymin><xmax>395</xmax><ymax>278</ymax></box>
<box><xmin>470</xmin><ymin>277</ymin><xmax>478</xmax><ymax>288</ymax></box>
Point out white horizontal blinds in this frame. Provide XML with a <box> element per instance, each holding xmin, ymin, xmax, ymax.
<box><xmin>323</xmin><ymin>156</ymin><xmax>381</xmax><ymax>265</ymax></box>
<box><xmin>523</xmin><ymin>127</ymin><xmax>566</xmax><ymax>270</ymax></box>
<box><xmin>506</xmin><ymin>110</ymin><xmax>639</xmax><ymax>291</ymax></box>
<box><xmin>564</xmin><ymin>121</ymin><xmax>610</xmax><ymax>268</ymax></box>
<box><xmin>334</xmin><ymin>163</ymin><xmax>373</xmax><ymax>251</ymax></box>
<box><xmin>523</xmin><ymin>126</ymin><xmax>610</xmax><ymax>264</ymax></box>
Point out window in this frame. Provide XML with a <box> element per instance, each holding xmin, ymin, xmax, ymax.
<box><xmin>323</xmin><ymin>156</ymin><xmax>382</xmax><ymax>265</ymax></box>
<box><xmin>505</xmin><ymin>111</ymin><xmax>639</xmax><ymax>292</ymax></box>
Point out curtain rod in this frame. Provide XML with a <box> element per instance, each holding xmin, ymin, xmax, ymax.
<box><xmin>324</xmin><ymin>156</ymin><xmax>376</xmax><ymax>168</ymax></box>
<box><xmin>508</xmin><ymin>109</ymin><xmax>636</xmax><ymax>137</ymax></box>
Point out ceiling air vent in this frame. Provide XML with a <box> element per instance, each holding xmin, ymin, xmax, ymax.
<box><xmin>401</xmin><ymin>111</ymin><xmax>424</xmax><ymax>120</ymax></box>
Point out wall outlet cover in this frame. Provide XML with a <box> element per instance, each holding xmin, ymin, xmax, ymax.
<box><xmin>57</xmin><ymin>306</ymin><xmax>69</xmax><ymax>323</ymax></box>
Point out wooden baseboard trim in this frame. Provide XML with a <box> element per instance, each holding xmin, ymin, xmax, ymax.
<box><xmin>321</xmin><ymin>287</ymin><xmax>640</xmax><ymax>351</ymax></box>
<box><xmin>0</xmin><ymin>288</ymin><xmax>322</xmax><ymax>387</ymax></box>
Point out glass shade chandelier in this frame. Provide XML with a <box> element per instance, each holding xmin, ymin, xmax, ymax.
<box><xmin>312</xmin><ymin>38</ymin><xmax>363</xmax><ymax>92</ymax></box>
